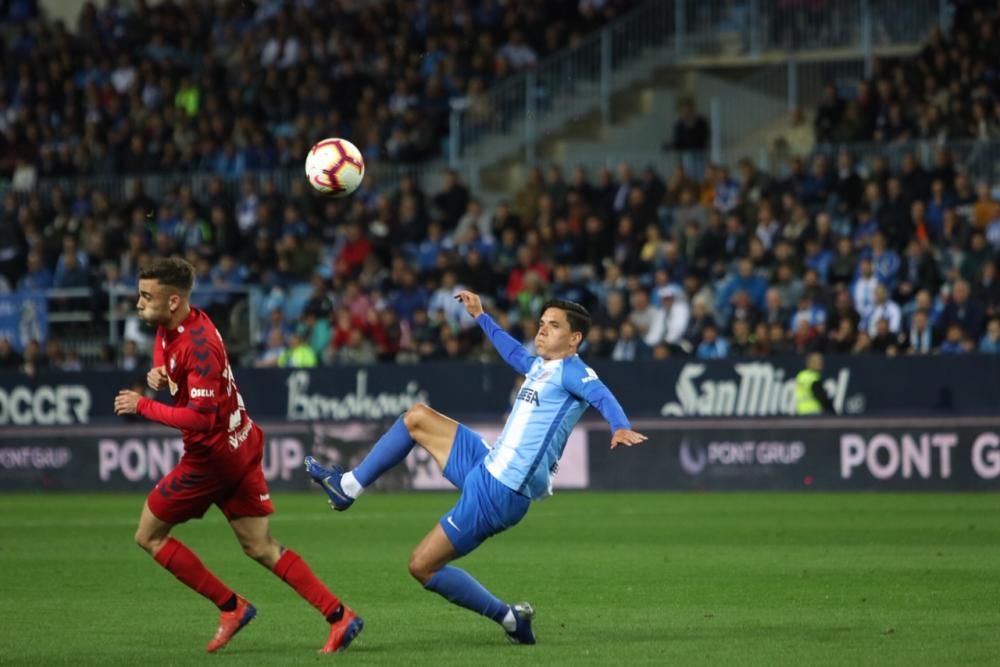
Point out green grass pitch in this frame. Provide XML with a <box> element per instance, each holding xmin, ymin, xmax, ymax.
<box><xmin>2</xmin><ymin>492</ymin><xmax>999</xmax><ymax>666</ymax></box>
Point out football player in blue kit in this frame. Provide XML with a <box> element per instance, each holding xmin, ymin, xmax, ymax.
<box><xmin>305</xmin><ymin>290</ymin><xmax>647</xmax><ymax>644</ymax></box>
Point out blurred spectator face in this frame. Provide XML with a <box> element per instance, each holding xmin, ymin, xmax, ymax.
<box><xmin>347</xmin><ymin>330</ymin><xmax>364</xmax><ymax>348</ymax></box>
<box><xmin>987</xmin><ymin>319</ymin><xmax>1000</xmax><ymax>340</ymax></box>
<box><xmin>738</xmin><ymin>259</ymin><xmax>753</xmax><ymax>279</ymax></box>
<box><xmin>632</xmin><ymin>290</ymin><xmax>649</xmax><ymax>311</ymax></box>
<box><xmin>872</xmin><ymin>233</ymin><xmax>886</xmax><ymax>253</ymax></box>
<box><xmin>874</xmin><ymin>284</ymin><xmax>888</xmax><ymax>304</ymax></box>
<box><xmin>607</xmin><ymin>291</ymin><xmax>625</xmax><ymax>315</ymax></box>
<box><xmin>864</xmin><ymin>182</ymin><xmax>881</xmax><ymax>204</ymax></box>
<box><xmin>876</xmin><ymin>318</ymin><xmax>890</xmax><ymax>338</ymax></box>
<box><xmin>946</xmin><ymin>324</ymin><xmax>963</xmax><ymax>344</ymax></box>
<box><xmin>587</xmin><ymin>326</ymin><xmax>604</xmax><ymax>346</ymax></box>
<box><xmin>953</xmin><ymin>281</ymin><xmax>969</xmax><ymax>304</ymax></box>
<box><xmin>931</xmin><ymin>179</ymin><xmax>944</xmax><ymax>199</ymax></box>
<box><xmin>768</xmin><ymin>323</ymin><xmax>785</xmax><ymax>343</ymax></box>
<box><xmin>267</xmin><ymin>329</ymin><xmax>285</xmax><ymax>350</ymax></box>
<box><xmin>619</xmin><ymin>322</ymin><xmax>637</xmax><ymax>340</ymax></box>
<box><xmin>652</xmin><ymin>344</ymin><xmax>669</xmax><ymax>360</ymax></box>
<box><xmin>859</xmin><ymin>259</ymin><xmax>873</xmax><ymax>278</ymax></box>
<box><xmin>703</xmin><ymin>325</ymin><xmax>718</xmax><ymax>343</ymax></box>
<box><xmin>816</xmin><ymin>212</ymin><xmax>832</xmax><ymax>234</ymax></box>
<box><xmin>691</xmin><ymin>298</ymin><xmax>707</xmax><ymax>319</ymax></box>
<box><xmin>837</xmin><ymin>150</ymin><xmax>852</xmax><ymax>172</ymax></box>
<box><xmin>516</xmin><ymin>246</ymin><xmax>534</xmax><ymax>268</ymax></box>
<box><xmin>733</xmin><ymin>319</ymin><xmax>750</xmax><ymax>339</ymax></box>
<box><xmin>765</xmin><ymin>289</ymin><xmax>781</xmax><ymax>311</ymax></box>
<box><xmin>913</xmin><ymin>311</ymin><xmax>929</xmax><ymax>331</ymax></box>
<box><xmin>836</xmin><ymin>290</ymin><xmax>854</xmax><ymax>312</ymax></box>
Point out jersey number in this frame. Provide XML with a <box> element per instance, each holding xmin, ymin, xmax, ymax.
<box><xmin>222</xmin><ymin>361</ymin><xmax>248</xmax><ymax>450</ymax></box>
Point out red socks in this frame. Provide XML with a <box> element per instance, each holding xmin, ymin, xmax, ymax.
<box><xmin>153</xmin><ymin>537</ymin><xmax>234</xmax><ymax>609</ymax></box>
<box><xmin>273</xmin><ymin>549</ymin><xmax>341</xmax><ymax>619</ymax></box>
<box><xmin>152</xmin><ymin>540</ymin><xmax>339</xmax><ymax>620</ymax></box>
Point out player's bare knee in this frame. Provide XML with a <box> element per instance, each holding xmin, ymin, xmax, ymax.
<box><xmin>240</xmin><ymin>539</ymin><xmax>269</xmax><ymax>563</ymax></box>
<box><xmin>135</xmin><ymin>530</ymin><xmax>164</xmax><ymax>555</ymax></box>
<box><xmin>403</xmin><ymin>404</ymin><xmax>430</xmax><ymax>437</ymax></box>
<box><xmin>407</xmin><ymin>551</ymin><xmax>434</xmax><ymax>584</ymax></box>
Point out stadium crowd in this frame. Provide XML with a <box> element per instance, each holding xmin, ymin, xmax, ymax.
<box><xmin>3</xmin><ymin>137</ymin><xmax>1000</xmax><ymax>374</ymax></box>
<box><xmin>4</xmin><ymin>0</ymin><xmax>1000</xmax><ymax>373</ymax></box>
<box><xmin>0</xmin><ymin>0</ymin><xmax>635</xmax><ymax>183</ymax></box>
<box><xmin>814</xmin><ymin>1</ymin><xmax>1000</xmax><ymax>145</ymax></box>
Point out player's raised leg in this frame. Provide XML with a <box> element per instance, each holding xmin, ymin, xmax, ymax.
<box><xmin>305</xmin><ymin>403</ymin><xmax>457</xmax><ymax>510</ymax></box>
<box><xmin>229</xmin><ymin>516</ymin><xmax>363</xmax><ymax>653</ymax></box>
<box><xmin>134</xmin><ymin>501</ymin><xmax>254</xmax><ymax>653</ymax></box>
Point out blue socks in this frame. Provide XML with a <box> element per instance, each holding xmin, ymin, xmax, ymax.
<box><xmin>353</xmin><ymin>416</ymin><xmax>415</xmax><ymax>488</ymax></box>
<box><xmin>424</xmin><ymin>566</ymin><xmax>509</xmax><ymax>624</ymax></box>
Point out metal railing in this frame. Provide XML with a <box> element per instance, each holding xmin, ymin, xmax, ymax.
<box><xmin>447</xmin><ymin>0</ymin><xmax>947</xmax><ymax>170</ymax></box>
<box><xmin>107</xmin><ymin>284</ymin><xmax>262</xmax><ymax>362</ymax></box>
<box><xmin>539</xmin><ymin>136</ymin><xmax>1000</xmax><ymax>192</ymax></box>
<box><xmin>8</xmin><ymin>160</ymin><xmax>465</xmax><ymax>206</ymax></box>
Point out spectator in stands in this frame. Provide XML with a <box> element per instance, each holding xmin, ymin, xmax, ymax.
<box><xmin>611</xmin><ymin>321</ymin><xmax>648</xmax><ymax>361</ymax></box>
<box><xmin>979</xmin><ymin>318</ymin><xmax>1000</xmax><ymax>353</ymax></box>
<box><xmin>862</xmin><ymin>284</ymin><xmax>902</xmax><ymax>337</ymax></box>
<box><xmin>938</xmin><ymin>279</ymin><xmax>985</xmax><ymax>339</ymax></box>
<box><xmin>902</xmin><ymin>309</ymin><xmax>937</xmax><ymax>354</ymax></box>
<box><xmin>278</xmin><ymin>332</ymin><xmax>319</xmax><ymax>368</ymax></box>
<box><xmin>19</xmin><ymin>251</ymin><xmax>53</xmax><ymax>291</ymax></box>
<box><xmin>666</xmin><ymin>98</ymin><xmax>710</xmax><ymax>153</ymax></box>
<box><xmin>119</xmin><ymin>339</ymin><xmax>146</xmax><ymax>372</ymax></box>
<box><xmin>645</xmin><ymin>285</ymin><xmax>690</xmax><ymax>348</ymax></box>
<box><xmin>255</xmin><ymin>329</ymin><xmax>288</xmax><ymax>368</ymax></box>
<box><xmin>695</xmin><ymin>323</ymin><xmax>729</xmax><ymax>359</ymax></box>
<box><xmin>0</xmin><ymin>338</ymin><xmax>22</xmax><ymax>369</ymax></box>
<box><xmin>433</xmin><ymin>170</ymin><xmax>471</xmax><ymax>231</ymax></box>
<box><xmin>939</xmin><ymin>323</ymin><xmax>969</xmax><ymax>354</ymax></box>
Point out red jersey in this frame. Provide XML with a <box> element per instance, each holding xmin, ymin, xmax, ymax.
<box><xmin>142</xmin><ymin>307</ymin><xmax>253</xmax><ymax>458</ymax></box>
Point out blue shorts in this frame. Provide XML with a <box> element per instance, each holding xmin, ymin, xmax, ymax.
<box><xmin>439</xmin><ymin>424</ymin><xmax>531</xmax><ymax>556</ymax></box>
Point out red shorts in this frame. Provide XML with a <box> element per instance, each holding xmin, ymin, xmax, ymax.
<box><xmin>147</xmin><ymin>423</ymin><xmax>275</xmax><ymax>524</ymax></box>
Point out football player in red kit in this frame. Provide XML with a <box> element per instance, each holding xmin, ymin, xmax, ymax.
<box><xmin>113</xmin><ymin>257</ymin><xmax>362</xmax><ymax>654</ymax></box>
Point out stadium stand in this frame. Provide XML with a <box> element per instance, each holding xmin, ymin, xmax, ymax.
<box><xmin>2</xmin><ymin>0</ymin><xmax>1000</xmax><ymax>374</ymax></box>
<box><xmin>0</xmin><ymin>0</ymin><xmax>636</xmax><ymax>180</ymax></box>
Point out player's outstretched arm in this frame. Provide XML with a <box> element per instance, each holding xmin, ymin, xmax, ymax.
<box><xmin>114</xmin><ymin>390</ymin><xmax>215</xmax><ymax>431</ymax></box>
<box><xmin>562</xmin><ymin>360</ymin><xmax>648</xmax><ymax>449</ymax></box>
<box><xmin>455</xmin><ymin>290</ymin><xmax>535</xmax><ymax>375</ymax></box>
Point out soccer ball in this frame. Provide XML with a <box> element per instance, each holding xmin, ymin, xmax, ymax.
<box><xmin>304</xmin><ymin>138</ymin><xmax>365</xmax><ymax>198</ymax></box>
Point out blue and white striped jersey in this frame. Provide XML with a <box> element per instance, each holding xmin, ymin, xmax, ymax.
<box><xmin>477</xmin><ymin>314</ymin><xmax>631</xmax><ymax>500</ymax></box>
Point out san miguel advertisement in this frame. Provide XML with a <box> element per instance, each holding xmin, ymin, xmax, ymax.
<box><xmin>3</xmin><ymin>355</ymin><xmax>1000</xmax><ymax>427</ymax></box>
<box><xmin>0</xmin><ymin>355</ymin><xmax>1000</xmax><ymax>427</ymax></box>
<box><xmin>588</xmin><ymin>418</ymin><xmax>1000</xmax><ymax>491</ymax></box>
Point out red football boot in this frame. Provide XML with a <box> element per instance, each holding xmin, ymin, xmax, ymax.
<box><xmin>319</xmin><ymin>606</ymin><xmax>364</xmax><ymax>653</ymax></box>
<box><xmin>206</xmin><ymin>595</ymin><xmax>257</xmax><ymax>653</ymax></box>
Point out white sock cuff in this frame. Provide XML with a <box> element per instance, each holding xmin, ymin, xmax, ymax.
<box><xmin>342</xmin><ymin>471</ymin><xmax>364</xmax><ymax>498</ymax></box>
